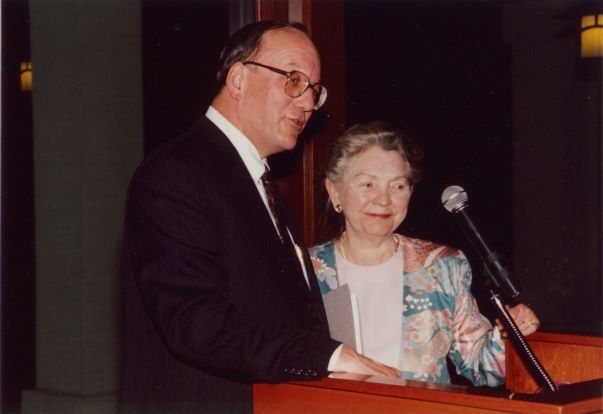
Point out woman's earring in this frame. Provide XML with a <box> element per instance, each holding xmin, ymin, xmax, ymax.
<box><xmin>334</xmin><ymin>204</ymin><xmax>343</xmax><ymax>213</ymax></box>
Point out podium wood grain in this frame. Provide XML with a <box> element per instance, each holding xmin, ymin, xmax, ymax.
<box><xmin>505</xmin><ymin>332</ymin><xmax>603</xmax><ymax>393</ymax></box>
<box><xmin>253</xmin><ymin>376</ymin><xmax>603</xmax><ymax>413</ymax></box>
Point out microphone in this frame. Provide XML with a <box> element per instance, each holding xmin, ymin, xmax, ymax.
<box><xmin>441</xmin><ymin>185</ymin><xmax>520</xmax><ymax>301</ymax></box>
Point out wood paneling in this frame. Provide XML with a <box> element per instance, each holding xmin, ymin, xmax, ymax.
<box><xmin>255</xmin><ymin>0</ymin><xmax>288</xmax><ymax>21</ymax></box>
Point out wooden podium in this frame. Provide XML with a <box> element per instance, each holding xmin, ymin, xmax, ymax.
<box><xmin>505</xmin><ymin>332</ymin><xmax>603</xmax><ymax>393</ymax></box>
<box><xmin>253</xmin><ymin>332</ymin><xmax>603</xmax><ymax>414</ymax></box>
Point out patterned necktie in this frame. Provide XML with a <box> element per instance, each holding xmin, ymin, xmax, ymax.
<box><xmin>260</xmin><ymin>168</ymin><xmax>289</xmax><ymax>243</ymax></box>
<box><xmin>261</xmin><ymin>168</ymin><xmax>314</xmax><ymax>293</ymax></box>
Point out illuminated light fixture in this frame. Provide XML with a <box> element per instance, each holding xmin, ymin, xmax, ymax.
<box><xmin>20</xmin><ymin>61</ymin><xmax>32</xmax><ymax>92</ymax></box>
<box><xmin>581</xmin><ymin>14</ymin><xmax>603</xmax><ymax>57</ymax></box>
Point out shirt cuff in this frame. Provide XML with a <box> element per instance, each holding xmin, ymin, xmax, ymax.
<box><xmin>327</xmin><ymin>344</ymin><xmax>344</xmax><ymax>371</ymax></box>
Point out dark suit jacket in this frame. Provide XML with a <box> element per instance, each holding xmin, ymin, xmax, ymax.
<box><xmin>119</xmin><ymin>116</ymin><xmax>340</xmax><ymax>413</ymax></box>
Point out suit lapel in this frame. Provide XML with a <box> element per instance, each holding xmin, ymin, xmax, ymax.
<box><xmin>195</xmin><ymin>118</ymin><xmax>282</xmax><ymax>248</ymax></box>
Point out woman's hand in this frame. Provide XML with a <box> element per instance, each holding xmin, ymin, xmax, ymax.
<box><xmin>332</xmin><ymin>345</ymin><xmax>400</xmax><ymax>378</ymax></box>
<box><xmin>496</xmin><ymin>303</ymin><xmax>540</xmax><ymax>337</ymax></box>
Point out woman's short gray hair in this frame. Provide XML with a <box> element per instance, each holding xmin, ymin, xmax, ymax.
<box><xmin>325</xmin><ymin>121</ymin><xmax>423</xmax><ymax>185</ymax></box>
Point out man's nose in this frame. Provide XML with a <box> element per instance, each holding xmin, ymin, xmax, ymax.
<box><xmin>295</xmin><ymin>88</ymin><xmax>316</xmax><ymax>112</ymax></box>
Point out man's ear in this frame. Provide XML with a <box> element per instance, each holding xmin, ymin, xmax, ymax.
<box><xmin>324</xmin><ymin>178</ymin><xmax>341</xmax><ymax>208</ymax></box>
<box><xmin>225</xmin><ymin>62</ymin><xmax>244</xmax><ymax>99</ymax></box>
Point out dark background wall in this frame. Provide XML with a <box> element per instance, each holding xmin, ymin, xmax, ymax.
<box><xmin>345</xmin><ymin>0</ymin><xmax>601</xmax><ymax>335</ymax></box>
<box><xmin>141</xmin><ymin>0</ymin><xmax>230</xmax><ymax>153</ymax></box>
<box><xmin>346</xmin><ymin>0</ymin><xmax>512</xmax><ymax>253</ymax></box>
<box><xmin>504</xmin><ymin>0</ymin><xmax>601</xmax><ymax>336</ymax></box>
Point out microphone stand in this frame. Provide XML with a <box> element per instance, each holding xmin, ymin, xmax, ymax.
<box><xmin>443</xmin><ymin>187</ymin><xmax>557</xmax><ymax>392</ymax></box>
<box><xmin>481</xmin><ymin>268</ymin><xmax>558</xmax><ymax>393</ymax></box>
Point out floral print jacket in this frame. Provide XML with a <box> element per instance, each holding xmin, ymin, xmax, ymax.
<box><xmin>309</xmin><ymin>235</ymin><xmax>505</xmax><ymax>386</ymax></box>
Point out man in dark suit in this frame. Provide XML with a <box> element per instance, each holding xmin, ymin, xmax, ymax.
<box><xmin>119</xmin><ymin>21</ymin><xmax>398</xmax><ymax>414</ymax></box>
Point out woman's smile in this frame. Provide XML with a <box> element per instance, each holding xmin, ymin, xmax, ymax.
<box><xmin>366</xmin><ymin>213</ymin><xmax>392</xmax><ymax>219</ymax></box>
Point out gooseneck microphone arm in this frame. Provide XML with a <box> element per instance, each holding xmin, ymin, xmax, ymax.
<box><xmin>456</xmin><ymin>208</ymin><xmax>520</xmax><ymax>301</ymax></box>
<box><xmin>441</xmin><ymin>186</ymin><xmax>557</xmax><ymax>393</ymax></box>
<box><xmin>441</xmin><ymin>186</ymin><xmax>520</xmax><ymax>302</ymax></box>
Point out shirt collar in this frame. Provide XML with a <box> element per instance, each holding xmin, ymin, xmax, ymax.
<box><xmin>205</xmin><ymin>106</ymin><xmax>268</xmax><ymax>183</ymax></box>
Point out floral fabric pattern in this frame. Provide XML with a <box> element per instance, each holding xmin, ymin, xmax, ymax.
<box><xmin>309</xmin><ymin>235</ymin><xmax>505</xmax><ymax>386</ymax></box>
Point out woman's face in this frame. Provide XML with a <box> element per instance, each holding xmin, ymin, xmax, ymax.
<box><xmin>326</xmin><ymin>146</ymin><xmax>412</xmax><ymax>241</ymax></box>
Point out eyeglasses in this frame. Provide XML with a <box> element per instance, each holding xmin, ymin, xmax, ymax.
<box><xmin>243</xmin><ymin>61</ymin><xmax>327</xmax><ymax>110</ymax></box>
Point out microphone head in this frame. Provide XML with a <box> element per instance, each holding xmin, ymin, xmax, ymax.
<box><xmin>441</xmin><ymin>185</ymin><xmax>469</xmax><ymax>213</ymax></box>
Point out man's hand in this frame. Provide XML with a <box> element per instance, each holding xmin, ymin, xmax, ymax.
<box><xmin>331</xmin><ymin>345</ymin><xmax>400</xmax><ymax>378</ymax></box>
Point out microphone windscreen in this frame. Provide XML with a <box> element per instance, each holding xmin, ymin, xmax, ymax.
<box><xmin>441</xmin><ymin>185</ymin><xmax>468</xmax><ymax>213</ymax></box>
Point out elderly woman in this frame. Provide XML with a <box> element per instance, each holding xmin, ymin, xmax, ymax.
<box><xmin>310</xmin><ymin>122</ymin><xmax>539</xmax><ymax>386</ymax></box>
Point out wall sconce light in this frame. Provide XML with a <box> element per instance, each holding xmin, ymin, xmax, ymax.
<box><xmin>20</xmin><ymin>61</ymin><xmax>32</xmax><ymax>92</ymax></box>
<box><xmin>581</xmin><ymin>14</ymin><xmax>603</xmax><ymax>57</ymax></box>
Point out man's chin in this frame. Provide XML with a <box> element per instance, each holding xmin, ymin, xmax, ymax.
<box><xmin>280</xmin><ymin>134</ymin><xmax>301</xmax><ymax>151</ymax></box>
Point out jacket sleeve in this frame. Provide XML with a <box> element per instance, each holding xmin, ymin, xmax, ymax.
<box><xmin>124</xmin><ymin>154</ymin><xmax>340</xmax><ymax>383</ymax></box>
<box><xmin>447</xmin><ymin>254</ymin><xmax>506</xmax><ymax>386</ymax></box>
